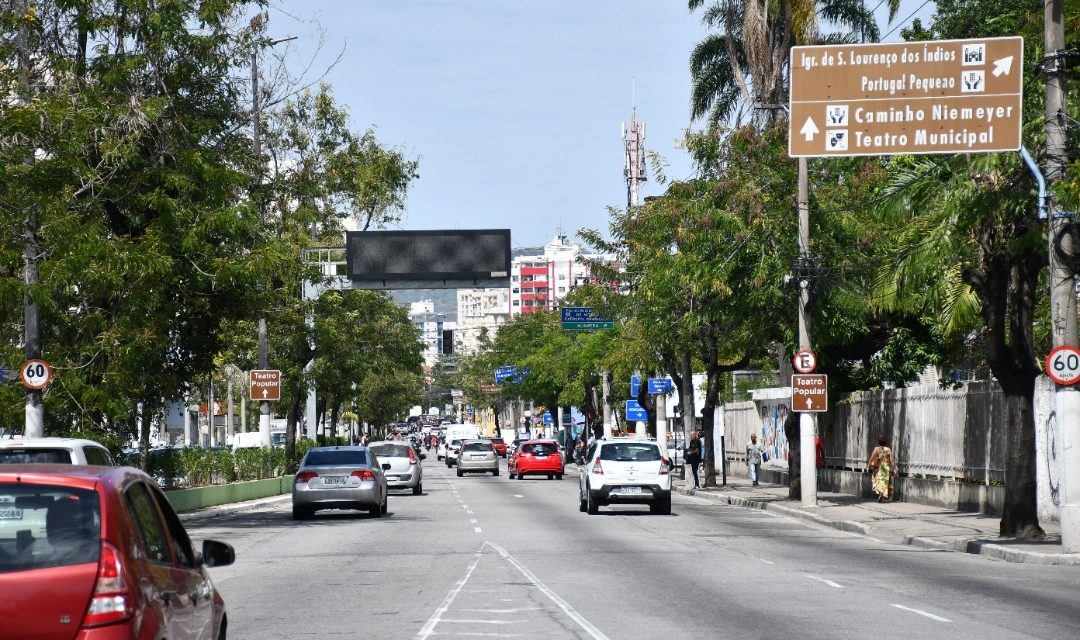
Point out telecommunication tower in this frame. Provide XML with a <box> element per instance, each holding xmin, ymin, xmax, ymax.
<box><xmin>622</xmin><ymin>104</ymin><xmax>646</xmax><ymax>209</ymax></box>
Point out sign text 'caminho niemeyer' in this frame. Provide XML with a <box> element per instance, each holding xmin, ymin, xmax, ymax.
<box><xmin>789</xmin><ymin>37</ymin><xmax>1023</xmax><ymax>157</ymax></box>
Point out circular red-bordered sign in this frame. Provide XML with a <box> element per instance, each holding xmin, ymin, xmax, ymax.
<box><xmin>1045</xmin><ymin>345</ymin><xmax>1080</xmax><ymax>386</ymax></box>
<box><xmin>793</xmin><ymin>349</ymin><xmax>817</xmax><ymax>374</ymax></box>
<box><xmin>20</xmin><ymin>359</ymin><xmax>53</xmax><ymax>391</ymax></box>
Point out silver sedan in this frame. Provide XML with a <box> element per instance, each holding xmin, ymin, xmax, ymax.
<box><xmin>455</xmin><ymin>440</ymin><xmax>499</xmax><ymax>477</ymax></box>
<box><xmin>368</xmin><ymin>441</ymin><xmax>424</xmax><ymax>495</ymax></box>
<box><xmin>292</xmin><ymin>446</ymin><xmax>389</xmax><ymax>519</ymax></box>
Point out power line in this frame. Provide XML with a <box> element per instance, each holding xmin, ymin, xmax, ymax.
<box><xmin>882</xmin><ymin>0</ymin><xmax>933</xmax><ymax>40</ymax></box>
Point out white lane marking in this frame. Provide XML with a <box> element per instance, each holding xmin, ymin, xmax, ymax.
<box><xmin>467</xmin><ymin>510</ymin><xmax>474</xmax><ymax>515</ymax></box>
<box><xmin>484</xmin><ymin>542</ymin><xmax>611</xmax><ymax>640</ymax></box>
<box><xmin>462</xmin><ymin>504</ymin><xmax>470</xmax><ymax>510</ymax></box>
<box><xmin>513</xmin><ymin>494</ymin><xmax>524</xmax><ymax>498</ymax></box>
<box><xmin>460</xmin><ymin>608</ymin><xmax>543</xmax><ymax>614</ymax></box>
<box><xmin>749</xmin><ymin>555</ymin><xmax>775</xmax><ymax>565</ymax></box>
<box><xmin>892</xmin><ymin>604</ymin><xmax>951</xmax><ymax>622</ymax></box>
<box><xmin>439</xmin><ymin>619</ymin><xmax>515</xmax><ymax>625</ymax></box>
<box><xmin>805</xmin><ymin>575</ymin><xmax>844</xmax><ymax>589</ymax></box>
<box><xmin>416</xmin><ymin>552</ymin><xmax>483</xmax><ymax>639</ymax></box>
<box><xmin>470</xmin><ymin>519</ymin><xmax>478</xmax><ymax>524</ymax></box>
<box><xmin>474</xmin><ymin>527</ymin><xmax>482</xmax><ymax>533</ymax></box>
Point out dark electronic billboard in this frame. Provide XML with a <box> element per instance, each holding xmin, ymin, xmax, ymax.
<box><xmin>345</xmin><ymin>229</ymin><xmax>511</xmax><ymax>290</ymax></box>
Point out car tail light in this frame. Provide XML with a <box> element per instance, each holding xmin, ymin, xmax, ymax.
<box><xmin>659</xmin><ymin>458</ymin><xmax>670</xmax><ymax>475</ymax></box>
<box><xmin>592</xmin><ymin>458</ymin><xmax>604</xmax><ymax>474</ymax></box>
<box><xmin>351</xmin><ymin>469</ymin><xmax>376</xmax><ymax>480</ymax></box>
<box><xmin>82</xmin><ymin>542</ymin><xmax>132</xmax><ymax>627</ymax></box>
<box><xmin>295</xmin><ymin>471</ymin><xmax>318</xmax><ymax>483</ymax></box>
<box><xmin>408</xmin><ymin>448</ymin><xmax>418</xmax><ymax>465</ymax></box>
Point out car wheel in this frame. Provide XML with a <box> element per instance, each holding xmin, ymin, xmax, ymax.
<box><xmin>555</xmin><ymin>473</ymin><xmax>563</xmax><ymax>480</ymax></box>
<box><xmin>493</xmin><ymin>468</ymin><xmax>499</xmax><ymax>477</ymax></box>
<box><xmin>578</xmin><ymin>491</ymin><xmax>587</xmax><ymax>512</ymax></box>
<box><xmin>508</xmin><ymin>470</ymin><xmax>515</xmax><ymax>479</ymax></box>
<box><xmin>651</xmin><ymin>494</ymin><xmax>672</xmax><ymax>515</ymax></box>
<box><xmin>413</xmin><ymin>483</ymin><xmax>422</xmax><ymax>496</ymax></box>
<box><xmin>292</xmin><ymin>505</ymin><xmax>312</xmax><ymax>520</ymax></box>
<box><xmin>586</xmin><ymin>487</ymin><xmax>599</xmax><ymax>515</ymax></box>
<box><xmin>456</xmin><ymin>467</ymin><xmax>463</xmax><ymax>477</ymax></box>
<box><xmin>217</xmin><ymin>616</ymin><xmax>227</xmax><ymax>640</ymax></box>
<box><xmin>517</xmin><ymin>471</ymin><xmax>525</xmax><ymax>480</ymax></box>
<box><xmin>547</xmin><ymin>474</ymin><xmax>553</xmax><ymax>480</ymax></box>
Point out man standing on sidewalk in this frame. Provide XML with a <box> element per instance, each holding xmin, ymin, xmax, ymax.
<box><xmin>685</xmin><ymin>431</ymin><xmax>702</xmax><ymax>488</ymax></box>
<box><xmin>746</xmin><ymin>433</ymin><xmax>765</xmax><ymax>486</ymax></box>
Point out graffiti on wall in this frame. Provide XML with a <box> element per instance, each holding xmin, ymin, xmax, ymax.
<box><xmin>759</xmin><ymin>400</ymin><xmax>790</xmax><ymax>466</ymax></box>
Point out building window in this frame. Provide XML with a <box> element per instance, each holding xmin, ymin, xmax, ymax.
<box><xmin>512</xmin><ymin>300</ymin><xmax>519</xmax><ymax>306</ymax></box>
<box><xmin>558</xmin><ymin>287</ymin><xmax>565</xmax><ymax>293</ymax></box>
<box><xmin>557</xmin><ymin>274</ymin><xmax>566</xmax><ymax>281</ymax></box>
<box><xmin>511</xmin><ymin>275</ymin><xmax>519</xmax><ymax>282</ymax></box>
<box><xmin>512</xmin><ymin>288</ymin><xmax>519</xmax><ymax>294</ymax></box>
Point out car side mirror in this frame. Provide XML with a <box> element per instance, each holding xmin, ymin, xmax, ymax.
<box><xmin>382</xmin><ymin>463</ymin><xmax>391</xmax><ymax>470</ymax></box>
<box><xmin>202</xmin><ymin>540</ymin><xmax>235</xmax><ymax>568</ymax></box>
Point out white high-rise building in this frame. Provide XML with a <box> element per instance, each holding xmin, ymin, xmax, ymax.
<box><xmin>407</xmin><ymin>300</ymin><xmax>455</xmax><ymax>368</ymax></box>
<box><xmin>456</xmin><ymin>289</ymin><xmax>510</xmax><ymax>355</ymax></box>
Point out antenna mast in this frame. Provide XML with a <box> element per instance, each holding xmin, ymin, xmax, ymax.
<box><xmin>622</xmin><ymin>85</ymin><xmax>647</xmax><ymax>209</ymax></box>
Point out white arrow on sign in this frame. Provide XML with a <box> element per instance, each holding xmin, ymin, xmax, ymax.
<box><xmin>805</xmin><ymin>398</ymin><xmax>813</xmax><ymax>409</ymax></box>
<box><xmin>800</xmin><ymin>117</ymin><xmax>820</xmax><ymax>141</ymax></box>
<box><xmin>992</xmin><ymin>55</ymin><xmax>1014</xmax><ymax>77</ymax></box>
<box><xmin>262</xmin><ymin>388</ymin><xmax>269</xmax><ymax>398</ymax></box>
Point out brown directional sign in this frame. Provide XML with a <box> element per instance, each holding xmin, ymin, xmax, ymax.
<box><xmin>250</xmin><ymin>370</ymin><xmax>281</xmax><ymax>401</ymax></box>
<box><xmin>789</xmin><ymin>37</ymin><xmax>1023</xmax><ymax>157</ymax></box>
<box><xmin>791</xmin><ymin>374</ymin><xmax>828</xmax><ymax>412</ymax></box>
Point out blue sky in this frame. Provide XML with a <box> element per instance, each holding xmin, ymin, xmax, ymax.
<box><xmin>270</xmin><ymin>1</ymin><xmax>935</xmax><ymax>249</ymax></box>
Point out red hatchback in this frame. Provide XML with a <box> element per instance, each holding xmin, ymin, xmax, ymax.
<box><xmin>489</xmin><ymin>437</ymin><xmax>507</xmax><ymax>458</ymax></box>
<box><xmin>0</xmin><ymin>465</ymin><xmax>235</xmax><ymax>640</ymax></box>
<box><xmin>508</xmin><ymin>440</ymin><xmax>564</xmax><ymax>480</ymax></box>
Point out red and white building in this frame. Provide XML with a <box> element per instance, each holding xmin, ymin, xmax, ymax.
<box><xmin>510</xmin><ymin>234</ymin><xmax>613</xmax><ymax>316</ymax></box>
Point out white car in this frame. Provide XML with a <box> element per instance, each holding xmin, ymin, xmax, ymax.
<box><xmin>368</xmin><ymin>440</ymin><xmax>424</xmax><ymax>495</ymax></box>
<box><xmin>578</xmin><ymin>437</ymin><xmax>671</xmax><ymax>515</ymax></box>
<box><xmin>0</xmin><ymin>436</ymin><xmax>115</xmax><ymax>466</ymax></box>
<box><xmin>445</xmin><ymin>439</ymin><xmax>463</xmax><ymax>467</ymax></box>
<box><xmin>436</xmin><ymin>439</ymin><xmax>448</xmax><ymax>461</ymax></box>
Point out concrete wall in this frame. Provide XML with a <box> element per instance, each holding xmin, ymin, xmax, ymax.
<box><xmin>165</xmin><ymin>475</ymin><xmax>294</xmax><ymax>513</ymax></box>
<box><xmin>717</xmin><ymin>378</ymin><xmax>1055</xmax><ymax>519</ymax></box>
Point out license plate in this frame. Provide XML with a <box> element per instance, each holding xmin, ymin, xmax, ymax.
<box><xmin>322</xmin><ymin>476</ymin><xmax>346</xmax><ymax>485</ymax></box>
<box><xmin>0</xmin><ymin>507</ymin><xmax>22</xmax><ymax>520</ymax></box>
<box><xmin>471</xmin><ymin>455</ymin><xmax>486</xmax><ymax>459</ymax></box>
<box><xmin>616</xmin><ymin>486</ymin><xmax>642</xmax><ymax>495</ymax></box>
<box><xmin>535</xmin><ymin>454</ymin><xmax>547</xmax><ymax>458</ymax></box>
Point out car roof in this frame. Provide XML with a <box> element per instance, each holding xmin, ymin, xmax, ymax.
<box><xmin>0</xmin><ymin>463</ymin><xmax>139</xmax><ymax>488</ymax></box>
<box><xmin>522</xmin><ymin>439</ymin><xmax>558</xmax><ymax>445</ymax></box>
<box><xmin>598</xmin><ymin>437</ymin><xmax>658</xmax><ymax>445</ymax></box>
<box><xmin>0</xmin><ymin>436</ymin><xmax>110</xmax><ymax>449</ymax></box>
<box><xmin>307</xmin><ymin>445</ymin><xmax>367</xmax><ymax>452</ymax></box>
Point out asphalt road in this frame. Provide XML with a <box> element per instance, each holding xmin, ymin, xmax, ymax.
<box><xmin>188</xmin><ymin>457</ymin><xmax>1080</xmax><ymax>640</ymax></box>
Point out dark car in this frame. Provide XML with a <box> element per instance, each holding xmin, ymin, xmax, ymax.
<box><xmin>0</xmin><ymin>464</ymin><xmax>235</xmax><ymax>639</ymax></box>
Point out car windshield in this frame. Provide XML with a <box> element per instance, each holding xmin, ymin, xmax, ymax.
<box><xmin>600</xmin><ymin>444</ymin><xmax>661</xmax><ymax>462</ymax></box>
<box><xmin>463</xmin><ymin>442</ymin><xmax>493</xmax><ymax>452</ymax></box>
<box><xmin>524</xmin><ymin>443</ymin><xmax>557</xmax><ymax>455</ymax></box>
<box><xmin>0</xmin><ymin>484</ymin><xmax>100</xmax><ymax>572</ymax></box>
<box><xmin>370</xmin><ymin>444</ymin><xmax>411</xmax><ymax>458</ymax></box>
<box><xmin>304</xmin><ymin>450</ymin><xmax>368</xmax><ymax>466</ymax></box>
<box><xmin>0</xmin><ymin>449</ymin><xmax>71</xmax><ymax>464</ymax></box>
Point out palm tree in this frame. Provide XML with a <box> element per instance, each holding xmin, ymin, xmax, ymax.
<box><xmin>688</xmin><ymin>0</ymin><xmax>900</xmax><ymax>126</ymax></box>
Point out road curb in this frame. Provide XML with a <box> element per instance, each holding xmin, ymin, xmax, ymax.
<box><xmin>677</xmin><ymin>485</ymin><xmax>1080</xmax><ymax>565</ymax></box>
<box><xmin>179</xmin><ymin>494</ymin><xmax>289</xmax><ymax>523</ymax></box>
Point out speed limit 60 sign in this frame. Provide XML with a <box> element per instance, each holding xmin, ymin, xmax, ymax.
<box><xmin>20</xmin><ymin>359</ymin><xmax>53</xmax><ymax>390</ymax></box>
<box><xmin>1045</xmin><ymin>346</ymin><xmax>1080</xmax><ymax>386</ymax></box>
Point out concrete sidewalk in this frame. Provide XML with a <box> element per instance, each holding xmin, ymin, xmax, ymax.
<box><xmin>672</xmin><ymin>475</ymin><xmax>1080</xmax><ymax>566</ymax></box>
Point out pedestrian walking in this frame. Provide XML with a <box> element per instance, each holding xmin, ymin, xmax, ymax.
<box><xmin>685</xmin><ymin>431</ymin><xmax>702</xmax><ymax>488</ymax></box>
<box><xmin>867</xmin><ymin>435</ymin><xmax>896</xmax><ymax>502</ymax></box>
<box><xmin>746</xmin><ymin>433</ymin><xmax>765</xmax><ymax>486</ymax></box>
<box><xmin>815</xmin><ymin>435</ymin><xmax>825</xmax><ymax>478</ymax></box>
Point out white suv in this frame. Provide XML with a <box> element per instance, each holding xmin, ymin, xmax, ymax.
<box><xmin>578</xmin><ymin>437</ymin><xmax>671</xmax><ymax>515</ymax></box>
<box><xmin>0</xmin><ymin>436</ymin><xmax>116</xmax><ymax>465</ymax></box>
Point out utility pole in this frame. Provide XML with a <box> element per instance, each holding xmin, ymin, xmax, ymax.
<box><xmin>797</xmin><ymin>156</ymin><xmax>817</xmax><ymax>507</ymax></box>
<box><xmin>251</xmin><ymin>25</ymin><xmax>296</xmax><ymax>448</ymax></box>
<box><xmin>1044</xmin><ymin>0</ymin><xmax>1080</xmax><ymax>553</ymax></box>
<box><xmin>18</xmin><ymin>2</ymin><xmax>43</xmax><ymax>437</ymax></box>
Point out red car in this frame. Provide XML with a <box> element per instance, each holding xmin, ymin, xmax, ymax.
<box><xmin>0</xmin><ymin>464</ymin><xmax>235</xmax><ymax>640</ymax></box>
<box><xmin>508</xmin><ymin>440</ymin><xmax>564</xmax><ymax>480</ymax></box>
<box><xmin>489</xmin><ymin>437</ymin><xmax>507</xmax><ymax>458</ymax></box>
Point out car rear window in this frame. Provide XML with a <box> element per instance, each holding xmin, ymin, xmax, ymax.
<box><xmin>0</xmin><ymin>485</ymin><xmax>100</xmax><ymax>572</ymax></box>
<box><xmin>370</xmin><ymin>444</ymin><xmax>411</xmax><ymax>458</ymax></box>
<box><xmin>0</xmin><ymin>449</ymin><xmax>72</xmax><ymax>464</ymax></box>
<box><xmin>523</xmin><ymin>443</ymin><xmax>557</xmax><ymax>455</ymax></box>
<box><xmin>304</xmin><ymin>450</ymin><xmax>368</xmax><ymax>466</ymax></box>
<box><xmin>463</xmin><ymin>442</ymin><xmax>493</xmax><ymax>452</ymax></box>
<box><xmin>83</xmin><ymin>446</ymin><xmax>114</xmax><ymax>466</ymax></box>
<box><xmin>600</xmin><ymin>443</ymin><xmax>661</xmax><ymax>462</ymax></box>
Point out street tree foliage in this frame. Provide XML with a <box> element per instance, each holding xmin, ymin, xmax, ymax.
<box><xmin>0</xmin><ymin>0</ymin><xmax>265</xmax><ymax>454</ymax></box>
<box><xmin>0</xmin><ymin>2</ymin><xmax>424</xmax><ymax>469</ymax></box>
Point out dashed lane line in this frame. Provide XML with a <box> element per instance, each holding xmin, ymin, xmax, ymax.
<box><xmin>891</xmin><ymin>604</ymin><xmax>951</xmax><ymax>622</ymax></box>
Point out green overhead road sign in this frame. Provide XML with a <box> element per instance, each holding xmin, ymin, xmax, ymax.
<box><xmin>560</xmin><ymin>307</ymin><xmax>614</xmax><ymax>331</ymax></box>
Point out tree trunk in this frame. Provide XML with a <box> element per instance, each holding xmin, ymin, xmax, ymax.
<box><xmin>784</xmin><ymin>408</ymin><xmax>800</xmax><ymax>499</ymax></box>
<box><xmin>999</xmin><ymin>382</ymin><xmax>1042</xmax><ymax>538</ymax></box>
<box><xmin>701</xmin><ymin>367</ymin><xmax>721</xmax><ymax>487</ymax></box>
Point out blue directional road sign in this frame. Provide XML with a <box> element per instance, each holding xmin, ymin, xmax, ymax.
<box><xmin>648</xmin><ymin>377</ymin><xmax>673</xmax><ymax>394</ymax></box>
<box><xmin>542</xmin><ymin>411</ymin><xmax>554</xmax><ymax>425</ymax></box>
<box><xmin>625</xmin><ymin>400</ymin><xmax>648</xmax><ymax>422</ymax></box>
<box><xmin>630</xmin><ymin>375</ymin><xmax>641</xmax><ymax>397</ymax></box>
